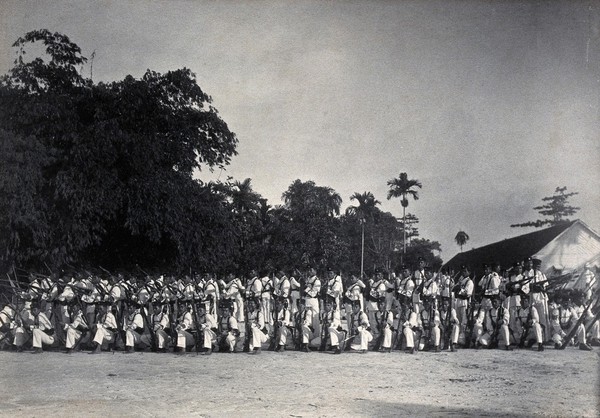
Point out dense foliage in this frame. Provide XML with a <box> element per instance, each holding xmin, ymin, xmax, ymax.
<box><xmin>0</xmin><ymin>30</ymin><xmax>442</xmax><ymax>277</ymax></box>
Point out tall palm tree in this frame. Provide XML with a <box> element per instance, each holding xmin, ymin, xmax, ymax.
<box><xmin>455</xmin><ymin>230</ymin><xmax>470</xmax><ymax>252</ymax></box>
<box><xmin>346</xmin><ymin>192</ymin><xmax>381</xmax><ymax>277</ymax></box>
<box><xmin>387</xmin><ymin>172</ymin><xmax>422</xmax><ymax>262</ymax></box>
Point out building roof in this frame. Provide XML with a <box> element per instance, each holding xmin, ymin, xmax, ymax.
<box><xmin>443</xmin><ymin>220</ymin><xmax>576</xmax><ymax>276</ymax></box>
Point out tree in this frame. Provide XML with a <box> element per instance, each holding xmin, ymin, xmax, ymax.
<box><xmin>0</xmin><ymin>30</ymin><xmax>238</xmax><ymax>272</ymax></box>
<box><xmin>511</xmin><ymin>187</ymin><xmax>580</xmax><ymax>228</ymax></box>
<box><xmin>454</xmin><ymin>230</ymin><xmax>470</xmax><ymax>252</ymax></box>
<box><xmin>345</xmin><ymin>192</ymin><xmax>380</xmax><ymax>277</ymax></box>
<box><xmin>282</xmin><ymin>179</ymin><xmax>342</xmax><ymax>218</ymax></box>
<box><xmin>400</xmin><ymin>238</ymin><xmax>443</xmax><ymax>271</ymax></box>
<box><xmin>387</xmin><ymin>172</ymin><xmax>422</xmax><ymax>262</ymax></box>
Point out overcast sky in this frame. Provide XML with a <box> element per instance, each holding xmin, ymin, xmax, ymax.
<box><xmin>1</xmin><ymin>0</ymin><xmax>599</xmax><ymax>262</ymax></box>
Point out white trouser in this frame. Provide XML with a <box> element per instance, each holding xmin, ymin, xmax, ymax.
<box><xmin>328</xmin><ymin>326</ymin><xmax>346</xmax><ymax>347</ymax></box>
<box><xmin>479</xmin><ymin>325</ymin><xmax>510</xmax><ymax>347</ymax></box>
<box><xmin>305</xmin><ymin>298</ymin><xmax>320</xmax><ymax>334</ymax></box>
<box><xmin>379</xmin><ymin>327</ymin><xmax>393</xmax><ymax>348</ymax></box>
<box><xmin>32</xmin><ymin>329</ymin><xmax>54</xmax><ymax>348</ymax></box>
<box><xmin>277</xmin><ymin>326</ymin><xmax>291</xmax><ymax>346</ymax></box>
<box><xmin>65</xmin><ymin>327</ymin><xmax>88</xmax><ymax>349</ymax></box>
<box><xmin>93</xmin><ymin>327</ymin><xmax>115</xmax><ymax>347</ymax></box>
<box><xmin>403</xmin><ymin>326</ymin><xmax>416</xmax><ymax>348</ymax></box>
<box><xmin>221</xmin><ymin>332</ymin><xmax>237</xmax><ymax>351</ymax></box>
<box><xmin>351</xmin><ymin>327</ymin><xmax>373</xmax><ymax>350</ymax></box>
<box><xmin>429</xmin><ymin>326</ymin><xmax>441</xmax><ymax>347</ymax></box>
<box><xmin>177</xmin><ymin>330</ymin><xmax>195</xmax><ymax>348</ymax></box>
<box><xmin>249</xmin><ymin>325</ymin><xmax>268</xmax><ymax>350</ymax></box>
<box><xmin>126</xmin><ymin>329</ymin><xmax>145</xmax><ymax>347</ymax></box>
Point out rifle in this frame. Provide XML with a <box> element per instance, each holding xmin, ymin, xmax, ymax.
<box><xmin>319</xmin><ymin>310</ymin><xmax>330</xmax><ymax>351</ymax></box>
<box><xmin>518</xmin><ymin>308</ymin><xmax>533</xmax><ymax>347</ymax></box>
<box><xmin>343</xmin><ymin>310</ymin><xmax>356</xmax><ymax>351</ymax></box>
<box><xmin>294</xmin><ymin>308</ymin><xmax>303</xmax><ymax>351</ymax></box>
<box><xmin>464</xmin><ymin>299</ymin><xmax>477</xmax><ymax>348</ymax></box>
<box><xmin>558</xmin><ymin>296</ymin><xmax>599</xmax><ymax>349</ymax></box>
<box><xmin>191</xmin><ymin>299</ymin><xmax>205</xmax><ymax>354</ymax></box>
<box><xmin>243</xmin><ymin>299</ymin><xmax>252</xmax><ymax>352</ymax></box>
<box><xmin>268</xmin><ymin>308</ymin><xmax>281</xmax><ymax>351</ymax></box>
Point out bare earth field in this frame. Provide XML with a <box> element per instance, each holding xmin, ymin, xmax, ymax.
<box><xmin>0</xmin><ymin>346</ymin><xmax>598</xmax><ymax>418</ymax></box>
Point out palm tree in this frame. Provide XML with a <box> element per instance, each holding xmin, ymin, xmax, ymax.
<box><xmin>230</xmin><ymin>178</ymin><xmax>261</xmax><ymax>215</ymax></box>
<box><xmin>387</xmin><ymin>172</ymin><xmax>422</xmax><ymax>263</ymax></box>
<box><xmin>455</xmin><ymin>230</ymin><xmax>470</xmax><ymax>252</ymax></box>
<box><xmin>346</xmin><ymin>192</ymin><xmax>381</xmax><ymax>277</ymax></box>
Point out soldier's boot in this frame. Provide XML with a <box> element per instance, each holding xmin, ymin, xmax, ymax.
<box><xmin>434</xmin><ymin>345</ymin><xmax>441</xmax><ymax>352</ymax></box>
<box><xmin>537</xmin><ymin>343</ymin><xmax>544</xmax><ymax>352</ymax></box>
<box><xmin>301</xmin><ymin>343</ymin><xmax>309</xmax><ymax>353</ymax></box>
<box><xmin>579</xmin><ymin>343</ymin><xmax>592</xmax><ymax>351</ymax></box>
<box><xmin>252</xmin><ymin>347</ymin><xmax>261</xmax><ymax>355</ymax></box>
<box><xmin>275</xmin><ymin>344</ymin><xmax>283</xmax><ymax>352</ymax></box>
<box><xmin>32</xmin><ymin>347</ymin><xmax>42</xmax><ymax>354</ymax></box>
<box><xmin>91</xmin><ymin>343</ymin><xmax>102</xmax><ymax>354</ymax></box>
<box><xmin>331</xmin><ymin>345</ymin><xmax>341</xmax><ymax>354</ymax></box>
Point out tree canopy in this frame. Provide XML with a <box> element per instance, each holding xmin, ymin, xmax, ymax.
<box><xmin>0</xmin><ymin>30</ymin><xmax>238</xmax><ymax>272</ymax></box>
<box><xmin>511</xmin><ymin>187</ymin><xmax>580</xmax><ymax>228</ymax></box>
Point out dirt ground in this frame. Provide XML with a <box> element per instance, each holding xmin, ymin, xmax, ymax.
<box><xmin>0</xmin><ymin>344</ymin><xmax>598</xmax><ymax>418</ymax></box>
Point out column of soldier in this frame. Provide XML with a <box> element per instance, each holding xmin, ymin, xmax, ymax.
<box><xmin>0</xmin><ymin>256</ymin><xmax>598</xmax><ymax>355</ymax></box>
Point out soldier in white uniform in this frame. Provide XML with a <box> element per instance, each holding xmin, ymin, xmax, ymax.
<box><xmin>195</xmin><ymin>304</ymin><xmax>217</xmax><ymax>354</ymax></box>
<box><xmin>401</xmin><ymin>302</ymin><xmax>420</xmax><ymax>354</ymax></box>
<box><xmin>324</xmin><ymin>269</ymin><xmax>344</xmax><ymax>313</ymax></box>
<box><xmin>293</xmin><ymin>300</ymin><xmax>314</xmax><ymax>352</ymax></box>
<box><xmin>412</xmin><ymin>258</ymin><xmax>427</xmax><ymax>311</ymax></box>
<box><xmin>217</xmin><ymin>299</ymin><xmax>240</xmax><ymax>353</ymax></box>
<box><xmin>550</xmin><ymin>295</ymin><xmax>592</xmax><ymax>350</ymax></box>
<box><xmin>479</xmin><ymin>264</ymin><xmax>501</xmax><ymax>310</ymax></box>
<box><xmin>125</xmin><ymin>304</ymin><xmax>147</xmax><ymax>352</ymax></box>
<box><xmin>344</xmin><ymin>274</ymin><xmax>365</xmax><ymax>317</ymax></box>
<box><xmin>272</xmin><ymin>297</ymin><xmax>292</xmax><ymax>352</ymax></box>
<box><xmin>91</xmin><ymin>304</ymin><xmax>118</xmax><ymax>353</ymax></box>
<box><xmin>246</xmin><ymin>298</ymin><xmax>268</xmax><ymax>354</ymax></box>
<box><xmin>30</xmin><ymin>304</ymin><xmax>55</xmax><ymax>353</ymax></box>
<box><xmin>478</xmin><ymin>297</ymin><xmax>511</xmax><ymax>350</ymax></box>
<box><xmin>349</xmin><ymin>301</ymin><xmax>373</xmax><ymax>353</ymax></box>
<box><xmin>373</xmin><ymin>297</ymin><xmax>394</xmax><ymax>352</ymax></box>
<box><xmin>440</xmin><ymin>297</ymin><xmax>459</xmax><ymax>351</ymax></box>
<box><xmin>525</xmin><ymin>258</ymin><xmax>550</xmax><ymax>338</ymax></box>
<box><xmin>304</xmin><ymin>268</ymin><xmax>321</xmax><ymax>336</ymax></box>
<box><xmin>514</xmin><ymin>296</ymin><xmax>544</xmax><ymax>351</ymax></box>
<box><xmin>147</xmin><ymin>304</ymin><xmax>169</xmax><ymax>352</ymax></box>
<box><xmin>454</xmin><ymin>265</ymin><xmax>474</xmax><ymax>345</ymax></box>
<box><xmin>175</xmin><ymin>303</ymin><xmax>196</xmax><ymax>353</ymax></box>
<box><xmin>64</xmin><ymin>305</ymin><xmax>89</xmax><ymax>353</ymax></box>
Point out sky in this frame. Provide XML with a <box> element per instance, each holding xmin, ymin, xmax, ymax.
<box><xmin>1</xmin><ymin>0</ymin><xmax>599</xmax><ymax>263</ymax></box>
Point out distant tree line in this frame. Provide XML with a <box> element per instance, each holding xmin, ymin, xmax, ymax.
<box><xmin>0</xmin><ymin>30</ymin><xmax>442</xmax><ymax>277</ymax></box>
